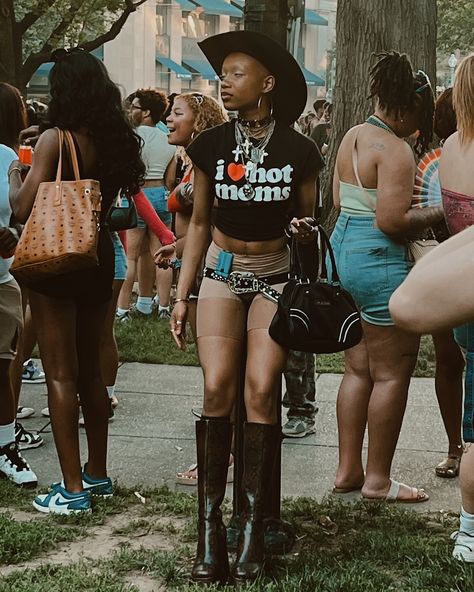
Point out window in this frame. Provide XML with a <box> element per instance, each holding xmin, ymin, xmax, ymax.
<box><xmin>182</xmin><ymin>13</ymin><xmax>217</xmax><ymax>38</ymax></box>
<box><xmin>156</xmin><ymin>5</ymin><xmax>168</xmax><ymax>36</ymax></box>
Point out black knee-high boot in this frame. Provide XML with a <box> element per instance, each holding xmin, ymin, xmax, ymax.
<box><xmin>191</xmin><ymin>417</ymin><xmax>232</xmax><ymax>584</ymax></box>
<box><xmin>232</xmin><ymin>422</ymin><xmax>280</xmax><ymax>584</ymax></box>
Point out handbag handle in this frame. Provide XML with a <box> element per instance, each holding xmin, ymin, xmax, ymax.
<box><xmin>289</xmin><ymin>224</ymin><xmax>341</xmax><ymax>285</ymax></box>
<box><xmin>54</xmin><ymin>128</ymin><xmax>81</xmax><ymax>183</ymax></box>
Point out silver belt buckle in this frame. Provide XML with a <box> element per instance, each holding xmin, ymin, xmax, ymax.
<box><xmin>228</xmin><ymin>271</ymin><xmax>259</xmax><ymax>294</ymax></box>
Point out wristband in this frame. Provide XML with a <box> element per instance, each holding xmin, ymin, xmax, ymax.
<box><xmin>8</xmin><ymin>167</ymin><xmax>22</xmax><ymax>177</ymax></box>
<box><xmin>174</xmin><ymin>298</ymin><xmax>189</xmax><ymax>304</ymax></box>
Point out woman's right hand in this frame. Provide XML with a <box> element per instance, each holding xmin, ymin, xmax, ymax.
<box><xmin>170</xmin><ymin>301</ymin><xmax>188</xmax><ymax>350</ymax></box>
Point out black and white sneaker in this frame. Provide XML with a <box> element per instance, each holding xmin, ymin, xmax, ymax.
<box><xmin>0</xmin><ymin>442</ymin><xmax>37</xmax><ymax>488</ymax></box>
<box><xmin>15</xmin><ymin>422</ymin><xmax>44</xmax><ymax>450</ymax></box>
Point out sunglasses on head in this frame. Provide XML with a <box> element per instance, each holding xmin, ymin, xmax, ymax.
<box><xmin>51</xmin><ymin>47</ymin><xmax>85</xmax><ymax>62</ymax></box>
<box><xmin>414</xmin><ymin>70</ymin><xmax>431</xmax><ymax>94</ymax></box>
<box><xmin>190</xmin><ymin>93</ymin><xmax>204</xmax><ymax>105</ymax></box>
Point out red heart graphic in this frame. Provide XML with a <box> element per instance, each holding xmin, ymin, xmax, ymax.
<box><xmin>227</xmin><ymin>163</ymin><xmax>246</xmax><ymax>182</ymax></box>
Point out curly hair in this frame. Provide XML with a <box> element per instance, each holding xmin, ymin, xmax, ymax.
<box><xmin>175</xmin><ymin>93</ymin><xmax>228</xmax><ymax>163</ymax></box>
<box><xmin>132</xmin><ymin>89</ymin><xmax>168</xmax><ymax>124</ymax></box>
<box><xmin>179</xmin><ymin>93</ymin><xmax>228</xmax><ymax>135</ymax></box>
<box><xmin>46</xmin><ymin>50</ymin><xmax>145</xmax><ymax>197</ymax></box>
<box><xmin>453</xmin><ymin>54</ymin><xmax>474</xmax><ymax>146</ymax></box>
<box><xmin>369</xmin><ymin>51</ymin><xmax>435</xmax><ymax>156</ymax></box>
<box><xmin>434</xmin><ymin>88</ymin><xmax>457</xmax><ymax>141</ymax></box>
<box><xmin>0</xmin><ymin>83</ymin><xmax>27</xmax><ymax>150</ymax></box>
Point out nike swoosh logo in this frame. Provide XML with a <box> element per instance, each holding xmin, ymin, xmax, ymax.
<box><xmin>54</xmin><ymin>496</ymin><xmax>87</xmax><ymax>507</ymax></box>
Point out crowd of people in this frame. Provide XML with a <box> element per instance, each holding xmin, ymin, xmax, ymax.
<box><xmin>1</xmin><ymin>30</ymin><xmax>474</xmax><ymax>583</ymax></box>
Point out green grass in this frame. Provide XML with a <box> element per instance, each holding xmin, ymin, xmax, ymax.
<box><xmin>116</xmin><ymin>316</ymin><xmax>437</xmax><ymax>377</ymax></box>
<box><xmin>1</xmin><ymin>483</ymin><xmax>472</xmax><ymax>591</ymax></box>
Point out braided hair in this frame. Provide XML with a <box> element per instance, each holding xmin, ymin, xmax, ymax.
<box><xmin>369</xmin><ymin>51</ymin><xmax>434</xmax><ymax>156</ymax></box>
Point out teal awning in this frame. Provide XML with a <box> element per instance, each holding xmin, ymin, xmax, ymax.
<box><xmin>299</xmin><ymin>65</ymin><xmax>325</xmax><ymax>86</ymax></box>
<box><xmin>182</xmin><ymin>58</ymin><xmax>218</xmax><ymax>80</ymax></box>
<box><xmin>156</xmin><ymin>55</ymin><xmax>192</xmax><ymax>79</ymax></box>
<box><xmin>175</xmin><ymin>0</ymin><xmax>196</xmax><ymax>10</ymax></box>
<box><xmin>191</xmin><ymin>0</ymin><xmax>242</xmax><ymax>17</ymax></box>
<box><xmin>304</xmin><ymin>9</ymin><xmax>328</xmax><ymax>26</ymax></box>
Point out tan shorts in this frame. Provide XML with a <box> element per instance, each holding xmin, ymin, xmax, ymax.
<box><xmin>196</xmin><ymin>241</ymin><xmax>289</xmax><ymax>340</ymax></box>
<box><xmin>0</xmin><ymin>279</ymin><xmax>23</xmax><ymax>360</ymax></box>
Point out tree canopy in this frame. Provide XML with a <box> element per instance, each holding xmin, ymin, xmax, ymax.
<box><xmin>438</xmin><ymin>0</ymin><xmax>474</xmax><ymax>53</ymax></box>
<box><xmin>0</xmin><ymin>0</ymin><xmax>147</xmax><ymax>89</ymax></box>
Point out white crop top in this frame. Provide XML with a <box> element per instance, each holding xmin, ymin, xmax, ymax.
<box><xmin>137</xmin><ymin>125</ymin><xmax>175</xmax><ymax>180</ymax></box>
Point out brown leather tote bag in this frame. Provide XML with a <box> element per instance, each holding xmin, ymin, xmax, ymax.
<box><xmin>11</xmin><ymin>129</ymin><xmax>102</xmax><ymax>283</ymax></box>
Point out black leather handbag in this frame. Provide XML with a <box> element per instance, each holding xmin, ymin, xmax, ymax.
<box><xmin>269</xmin><ymin>225</ymin><xmax>362</xmax><ymax>354</ymax></box>
<box><xmin>107</xmin><ymin>196</ymin><xmax>138</xmax><ymax>231</ymax></box>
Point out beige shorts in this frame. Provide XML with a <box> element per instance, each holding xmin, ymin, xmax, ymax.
<box><xmin>196</xmin><ymin>241</ymin><xmax>289</xmax><ymax>340</ymax></box>
<box><xmin>0</xmin><ymin>279</ymin><xmax>23</xmax><ymax>360</ymax></box>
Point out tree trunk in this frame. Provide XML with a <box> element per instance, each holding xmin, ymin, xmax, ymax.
<box><xmin>321</xmin><ymin>0</ymin><xmax>437</xmax><ymax>228</ymax></box>
<box><xmin>244</xmin><ymin>0</ymin><xmax>289</xmax><ymax>48</ymax></box>
<box><xmin>0</xmin><ymin>0</ymin><xmax>17</xmax><ymax>85</ymax></box>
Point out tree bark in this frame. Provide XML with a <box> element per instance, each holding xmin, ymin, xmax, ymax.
<box><xmin>244</xmin><ymin>0</ymin><xmax>289</xmax><ymax>48</ymax></box>
<box><xmin>321</xmin><ymin>0</ymin><xmax>437</xmax><ymax>227</ymax></box>
<box><xmin>0</xmin><ymin>0</ymin><xmax>16</xmax><ymax>84</ymax></box>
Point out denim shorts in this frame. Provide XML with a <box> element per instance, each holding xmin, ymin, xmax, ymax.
<box><xmin>139</xmin><ymin>186</ymin><xmax>171</xmax><ymax>228</ymax></box>
<box><xmin>328</xmin><ymin>212</ymin><xmax>410</xmax><ymax>326</ymax></box>
<box><xmin>112</xmin><ymin>231</ymin><xmax>127</xmax><ymax>281</ymax></box>
<box><xmin>454</xmin><ymin>323</ymin><xmax>474</xmax><ymax>442</ymax></box>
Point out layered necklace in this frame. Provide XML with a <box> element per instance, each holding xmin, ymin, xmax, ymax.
<box><xmin>233</xmin><ymin>117</ymin><xmax>275</xmax><ymax>200</ymax></box>
<box><xmin>366</xmin><ymin>114</ymin><xmax>396</xmax><ymax>135</ymax></box>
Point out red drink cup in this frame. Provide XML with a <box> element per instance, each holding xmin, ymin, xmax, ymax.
<box><xmin>18</xmin><ymin>145</ymin><xmax>33</xmax><ymax>166</ymax></box>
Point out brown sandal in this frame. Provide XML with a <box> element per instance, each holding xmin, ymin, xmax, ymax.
<box><xmin>435</xmin><ymin>455</ymin><xmax>461</xmax><ymax>478</ymax></box>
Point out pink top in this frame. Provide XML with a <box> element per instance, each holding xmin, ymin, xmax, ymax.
<box><xmin>442</xmin><ymin>187</ymin><xmax>474</xmax><ymax>236</ymax></box>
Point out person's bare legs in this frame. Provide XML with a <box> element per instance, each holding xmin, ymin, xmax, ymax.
<box><xmin>432</xmin><ymin>331</ymin><xmax>464</xmax><ymax>469</ymax></box>
<box><xmin>101</xmin><ymin>280</ymin><xmax>124</xmax><ymax>388</ymax></box>
<box><xmin>361</xmin><ymin>322</ymin><xmax>421</xmax><ymax>500</ymax></box>
<box><xmin>29</xmin><ymin>291</ymin><xmax>82</xmax><ymax>492</ymax></box>
<box><xmin>137</xmin><ymin>244</ymin><xmax>155</xmax><ymax>299</ymax></box>
<box><xmin>149</xmin><ymin>232</ymin><xmax>172</xmax><ymax>309</ymax></box>
<box><xmin>0</xmin><ymin>359</ymin><xmax>15</xmax><ymax>426</ymax></box>
<box><xmin>245</xmin><ymin>328</ymin><xmax>287</xmax><ymax>424</ymax></box>
<box><xmin>117</xmin><ymin>227</ymin><xmax>146</xmax><ymax>311</ymax></box>
<box><xmin>334</xmin><ymin>336</ymin><xmax>372</xmax><ymax>490</ymax></box>
<box><xmin>77</xmin><ymin>299</ymin><xmax>110</xmax><ymax>479</ymax></box>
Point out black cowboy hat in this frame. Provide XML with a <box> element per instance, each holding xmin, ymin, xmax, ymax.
<box><xmin>198</xmin><ymin>30</ymin><xmax>307</xmax><ymax>126</ymax></box>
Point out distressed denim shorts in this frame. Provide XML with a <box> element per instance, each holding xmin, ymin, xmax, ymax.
<box><xmin>328</xmin><ymin>212</ymin><xmax>410</xmax><ymax>326</ymax></box>
<box><xmin>454</xmin><ymin>323</ymin><xmax>474</xmax><ymax>442</ymax></box>
<box><xmin>112</xmin><ymin>231</ymin><xmax>127</xmax><ymax>281</ymax></box>
<box><xmin>140</xmin><ymin>186</ymin><xmax>171</xmax><ymax>228</ymax></box>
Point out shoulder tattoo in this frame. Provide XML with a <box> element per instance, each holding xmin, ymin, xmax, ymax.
<box><xmin>369</xmin><ymin>142</ymin><xmax>385</xmax><ymax>152</ymax></box>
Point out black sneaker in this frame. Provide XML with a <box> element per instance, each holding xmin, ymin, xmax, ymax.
<box><xmin>0</xmin><ymin>442</ymin><xmax>37</xmax><ymax>488</ymax></box>
<box><xmin>15</xmin><ymin>422</ymin><xmax>44</xmax><ymax>450</ymax></box>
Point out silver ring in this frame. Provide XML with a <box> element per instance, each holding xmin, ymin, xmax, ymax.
<box><xmin>176</xmin><ymin>320</ymin><xmax>182</xmax><ymax>325</ymax></box>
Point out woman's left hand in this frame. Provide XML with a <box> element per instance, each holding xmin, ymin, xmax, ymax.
<box><xmin>154</xmin><ymin>243</ymin><xmax>176</xmax><ymax>268</ymax></box>
<box><xmin>289</xmin><ymin>217</ymin><xmax>318</xmax><ymax>243</ymax></box>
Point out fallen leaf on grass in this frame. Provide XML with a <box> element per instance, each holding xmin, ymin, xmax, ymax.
<box><xmin>318</xmin><ymin>515</ymin><xmax>338</xmax><ymax>535</ymax></box>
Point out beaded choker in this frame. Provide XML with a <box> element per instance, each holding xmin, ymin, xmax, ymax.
<box><xmin>366</xmin><ymin>115</ymin><xmax>396</xmax><ymax>135</ymax></box>
<box><xmin>237</xmin><ymin>115</ymin><xmax>273</xmax><ymax>130</ymax></box>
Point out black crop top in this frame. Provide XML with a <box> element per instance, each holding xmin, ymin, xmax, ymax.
<box><xmin>186</xmin><ymin>120</ymin><xmax>324</xmax><ymax>241</ymax></box>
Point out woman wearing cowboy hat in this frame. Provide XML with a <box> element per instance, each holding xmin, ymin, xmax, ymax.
<box><xmin>157</xmin><ymin>30</ymin><xmax>324</xmax><ymax>584</ymax></box>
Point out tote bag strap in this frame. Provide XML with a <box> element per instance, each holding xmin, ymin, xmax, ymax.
<box><xmin>54</xmin><ymin>128</ymin><xmax>64</xmax><ymax>184</ymax></box>
<box><xmin>63</xmin><ymin>130</ymin><xmax>82</xmax><ymax>181</ymax></box>
<box><xmin>318</xmin><ymin>225</ymin><xmax>341</xmax><ymax>284</ymax></box>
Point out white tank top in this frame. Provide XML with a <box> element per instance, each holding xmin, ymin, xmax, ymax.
<box><xmin>137</xmin><ymin>125</ymin><xmax>175</xmax><ymax>180</ymax></box>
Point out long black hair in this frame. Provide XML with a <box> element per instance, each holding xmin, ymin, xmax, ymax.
<box><xmin>47</xmin><ymin>49</ymin><xmax>145</xmax><ymax>196</ymax></box>
<box><xmin>369</xmin><ymin>51</ymin><xmax>434</xmax><ymax>156</ymax></box>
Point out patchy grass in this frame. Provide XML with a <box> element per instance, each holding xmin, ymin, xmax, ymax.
<box><xmin>0</xmin><ymin>484</ymin><xmax>471</xmax><ymax>591</ymax></box>
<box><xmin>116</xmin><ymin>317</ymin><xmax>437</xmax><ymax>377</ymax></box>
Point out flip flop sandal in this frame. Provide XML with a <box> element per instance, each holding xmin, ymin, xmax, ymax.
<box><xmin>363</xmin><ymin>479</ymin><xmax>429</xmax><ymax>504</ymax></box>
<box><xmin>435</xmin><ymin>455</ymin><xmax>461</xmax><ymax>478</ymax></box>
<box><xmin>175</xmin><ymin>462</ymin><xmax>234</xmax><ymax>486</ymax></box>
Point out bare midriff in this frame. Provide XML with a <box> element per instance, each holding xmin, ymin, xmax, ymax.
<box><xmin>212</xmin><ymin>227</ymin><xmax>286</xmax><ymax>256</ymax></box>
<box><xmin>144</xmin><ymin>179</ymin><xmax>165</xmax><ymax>187</ymax></box>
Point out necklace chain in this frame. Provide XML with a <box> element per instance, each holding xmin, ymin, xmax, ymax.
<box><xmin>234</xmin><ymin>119</ymin><xmax>275</xmax><ymax>201</ymax></box>
<box><xmin>366</xmin><ymin>115</ymin><xmax>396</xmax><ymax>135</ymax></box>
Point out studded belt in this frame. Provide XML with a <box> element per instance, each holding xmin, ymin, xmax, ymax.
<box><xmin>203</xmin><ymin>268</ymin><xmax>288</xmax><ymax>303</ymax></box>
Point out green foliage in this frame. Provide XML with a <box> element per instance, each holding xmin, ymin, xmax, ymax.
<box><xmin>438</xmin><ymin>0</ymin><xmax>474</xmax><ymax>53</ymax></box>
<box><xmin>15</xmin><ymin>0</ymin><xmax>128</xmax><ymax>60</ymax></box>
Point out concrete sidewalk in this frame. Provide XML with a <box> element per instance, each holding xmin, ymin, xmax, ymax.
<box><xmin>19</xmin><ymin>363</ymin><xmax>461</xmax><ymax>513</ymax></box>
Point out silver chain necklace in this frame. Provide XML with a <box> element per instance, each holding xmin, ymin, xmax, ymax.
<box><xmin>233</xmin><ymin>119</ymin><xmax>275</xmax><ymax>200</ymax></box>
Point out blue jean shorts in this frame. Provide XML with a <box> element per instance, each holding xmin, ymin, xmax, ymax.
<box><xmin>112</xmin><ymin>231</ymin><xmax>127</xmax><ymax>281</ymax></box>
<box><xmin>454</xmin><ymin>323</ymin><xmax>474</xmax><ymax>442</ymax></box>
<box><xmin>328</xmin><ymin>212</ymin><xmax>410</xmax><ymax>326</ymax></box>
<box><xmin>139</xmin><ymin>186</ymin><xmax>171</xmax><ymax>228</ymax></box>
